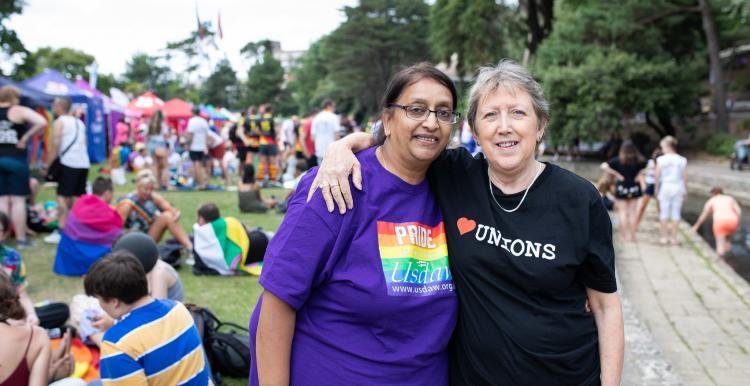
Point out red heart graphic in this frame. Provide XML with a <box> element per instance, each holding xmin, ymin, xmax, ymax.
<box><xmin>457</xmin><ymin>217</ymin><xmax>477</xmax><ymax>236</ymax></box>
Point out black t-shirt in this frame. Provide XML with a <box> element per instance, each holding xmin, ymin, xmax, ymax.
<box><xmin>0</xmin><ymin>107</ymin><xmax>29</xmax><ymax>157</ymax></box>
<box><xmin>606</xmin><ymin>157</ymin><xmax>647</xmax><ymax>187</ymax></box>
<box><xmin>427</xmin><ymin>148</ymin><xmax>616</xmax><ymax>386</ymax></box>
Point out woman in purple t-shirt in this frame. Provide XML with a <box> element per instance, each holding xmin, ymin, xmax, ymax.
<box><xmin>250</xmin><ymin>64</ymin><xmax>461</xmax><ymax>385</ymax></box>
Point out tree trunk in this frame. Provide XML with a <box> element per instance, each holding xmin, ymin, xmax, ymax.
<box><xmin>699</xmin><ymin>0</ymin><xmax>730</xmax><ymax>132</ymax></box>
<box><xmin>645</xmin><ymin>112</ymin><xmax>667</xmax><ymax>138</ymax></box>
<box><xmin>522</xmin><ymin>0</ymin><xmax>555</xmax><ymax>65</ymax></box>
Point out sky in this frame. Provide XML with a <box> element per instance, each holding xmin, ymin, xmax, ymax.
<box><xmin>7</xmin><ymin>0</ymin><xmax>359</xmax><ymax>78</ymax></box>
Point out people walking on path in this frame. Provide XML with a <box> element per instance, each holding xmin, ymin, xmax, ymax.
<box><xmin>655</xmin><ymin>135</ymin><xmax>688</xmax><ymax>245</ymax></box>
<box><xmin>45</xmin><ymin>97</ymin><xmax>90</xmax><ymax>244</ymax></box>
<box><xmin>636</xmin><ymin>147</ymin><xmax>662</xmax><ymax>226</ymax></box>
<box><xmin>601</xmin><ymin>140</ymin><xmax>647</xmax><ymax>242</ymax></box>
<box><xmin>0</xmin><ymin>86</ymin><xmax>47</xmax><ymax>248</ymax></box>
<box><xmin>691</xmin><ymin>186</ymin><xmax>741</xmax><ymax>257</ymax></box>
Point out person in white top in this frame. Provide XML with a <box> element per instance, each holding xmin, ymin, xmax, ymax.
<box><xmin>186</xmin><ymin>108</ymin><xmax>210</xmax><ymax>189</ymax></box>
<box><xmin>654</xmin><ymin>135</ymin><xmax>688</xmax><ymax>245</ymax></box>
<box><xmin>311</xmin><ymin>100</ymin><xmax>340</xmax><ymax>163</ymax></box>
<box><xmin>636</xmin><ymin>147</ymin><xmax>662</xmax><ymax>226</ymax></box>
<box><xmin>45</xmin><ymin>97</ymin><xmax>90</xmax><ymax>241</ymax></box>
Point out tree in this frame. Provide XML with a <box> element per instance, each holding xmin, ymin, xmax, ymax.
<box><xmin>200</xmin><ymin>59</ymin><xmax>239</xmax><ymax>108</ymax></box>
<box><xmin>430</xmin><ymin>0</ymin><xmax>524</xmax><ymax>83</ymax></box>
<box><xmin>321</xmin><ymin>0</ymin><xmax>432</xmax><ymax>118</ymax></box>
<box><xmin>520</xmin><ymin>0</ymin><xmax>555</xmax><ymax>64</ymax></box>
<box><xmin>1</xmin><ymin>0</ymin><xmax>27</xmax><ymax>77</ymax></box>
<box><xmin>16</xmin><ymin>47</ymin><xmax>95</xmax><ymax>80</ymax></box>
<box><xmin>96</xmin><ymin>73</ymin><xmax>125</xmax><ymax>94</ymax></box>
<box><xmin>534</xmin><ymin>0</ymin><xmax>707</xmax><ymax>143</ymax></box>
<box><xmin>699</xmin><ymin>0</ymin><xmax>728</xmax><ymax>132</ymax></box>
<box><xmin>287</xmin><ymin>39</ymin><xmax>330</xmax><ymax>114</ymax></box>
<box><xmin>122</xmin><ymin>53</ymin><xmax>171</xmax><ymax>97</ymax></box>
<box><xmin>244</xmin><ymin>49</ymin><xmax>284</xmax><ymax>107</ymax></box>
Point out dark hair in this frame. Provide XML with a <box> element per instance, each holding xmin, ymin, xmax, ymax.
<box><xmin>322</xmin><ymin>100</ymin><xmax>335</xmax><ymax>109</ymax></box>
<box><xmin>92</xmin><ymin>177</ymin><xmax>113</xmax><ymax>196</ymax></box>
<box><xmin>198</xmin><ymin>203</ymin><xmax>220</xmax><ymax>223</ymax></box>
<box><xmin>263</xmin><ymin>104</ymin><xmax>273</xmax><ymax>113</ymax></box>
<box><xmin>376</xmin><ymin>63</ymin><xmax>457</xmax><ymax>144</ymax></box>
<box><xmin>618</xmin><ymin>140</ymin><xmax>645</xmax><ymax>165</ymax></box>
<box><xmin>192</xmin><ymin>106</ymin><xmax>201</xmax><ymax>116</ymax></box>
<box><xmin>54</xmin><ymin>97</ymin><xmax>72</xmax><ymax>113</ymax></box>
<box><xmin>710</xmin><ymin>186</ymin><xmax>724</xmax><ymax>195</ymax></box>
<box><xmin>0</xmin><ymin>270</ymin><xmax>26</xmax><ymax>322</ymax></box>
<box><xmin>84</xmin><ymin>250</ymin><xmax>149</xmax><ymax>304</ymax></box>
<box><xmin>148</xmin><ymin>110</ymin><xmax>164</xmax><ymax>136</ymax></box>
<box><xmin>0</xmin><ymin>211</ymin><xmax>8</xmax><ymax>235</ymax></box>
<box><xmin>243</xmin><ymin>164</ymin><xmax>256</xmax><ymax>184</ymax></box>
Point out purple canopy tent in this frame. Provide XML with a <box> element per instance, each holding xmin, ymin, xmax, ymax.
<box><xmin>23</xmin><ymin>69</ymin><xmax>107</xmax><ymax>163</ymax></box>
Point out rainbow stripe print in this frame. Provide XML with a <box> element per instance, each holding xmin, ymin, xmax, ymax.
<box><xmin>377</xmin><ymin>220</ymin><xmax>454</xmax><ymax>297</ymax></box>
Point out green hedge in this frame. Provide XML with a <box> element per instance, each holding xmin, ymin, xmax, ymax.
<box><xmin>705</xmin><ymin>133</ymin><xmax>738</xmax><ymax>157</ymax></box>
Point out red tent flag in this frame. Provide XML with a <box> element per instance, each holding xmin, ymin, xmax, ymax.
<box><xmin>126</xmin><ymin>91</ymin><xmax>165</xmax><ymax>117</ymax></box>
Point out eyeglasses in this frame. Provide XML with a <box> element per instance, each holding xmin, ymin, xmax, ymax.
<box><xmin>388</xmin><ymin>103</ymin><xmax>460</xmax><ymax>124</ymax></box>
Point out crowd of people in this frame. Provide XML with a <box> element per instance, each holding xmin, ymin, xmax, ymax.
<box><xmin>0</xmin><ymin>54</ymin><xmax>745</xmax><ymax>386</ymax></box>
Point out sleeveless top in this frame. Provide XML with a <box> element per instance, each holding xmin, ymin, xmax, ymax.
<box><xmin>57</xmin><ymin>115</ymin><xmax>90</xmax><ymax>169</ymax></box>
<box><xmin>0</xmin><ymin>107</ymin><xmax>28</xmax><ymax>158</ymax></box>
<box><xmin>163</xmin><ymin>263</ymin><xmax>184</xmax><ymax>301</ymax></box>
<box><xmin>0</xmin><ymin>325</ymin><xmax>33</xmax><ymax>386</ymax></box>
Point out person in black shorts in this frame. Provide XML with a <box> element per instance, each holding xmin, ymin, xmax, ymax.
<box><xmin>0</xmin><ymin>86</ymin><xmax>47</xmax><ymax>248</ymax></box>
<box><xmin>601</xmin><ymin>140</ymin><xmax>647</xmax><ymax>242</ymax></box>
<box><xmin>45</xmin><ymin>97</ymin><xmax>90</xmax><ymax>242</ymax></box>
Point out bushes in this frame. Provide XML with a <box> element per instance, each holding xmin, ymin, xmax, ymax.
<box><xmin>705</xmin><ymin>133</ymin><xmax>738</xmax><ymax>157</ymax></box>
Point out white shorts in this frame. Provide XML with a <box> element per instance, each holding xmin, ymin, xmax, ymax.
<box><xmin>658</xmin><ymin>183</ymin><xmax>684</xmax><ymax>221</ymax></box>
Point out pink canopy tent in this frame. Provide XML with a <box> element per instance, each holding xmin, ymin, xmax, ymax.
<box><xmin>126</xmin><ymin>91</ymin><xmax>164</xmax><ymax>117</ymax></box>
<box><xmin>163</xmin><ymin>98</ymin><xmax>193</xmax><ymax>118</ymax></box>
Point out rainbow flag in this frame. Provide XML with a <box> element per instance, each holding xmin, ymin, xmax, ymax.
<box><xmin>193</xmin><ymin>217</ymin><xmax>251</xmax><ymax>275</ymax></box>
<box><xmin>54</xmin><ymin>195</ymin><xmax>123</xmax><ymax>276</ymax></box>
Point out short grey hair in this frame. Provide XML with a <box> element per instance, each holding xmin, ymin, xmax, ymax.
<box><xmin>466</xmin><ymin>59</ymin><xmax>550</xmax><ymax>133</ymax></box>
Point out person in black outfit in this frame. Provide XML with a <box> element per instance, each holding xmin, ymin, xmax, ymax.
<box><xmin>0</xmin><ymin>86</ymin><xmax>47</xmax><ymax>248</ymax></box>
<box><xmin>311</xmin><ymin>59</ymin><xmax>624</xmax><ymax>385</ymax></box>
<box><xmin>600</xmin><ymin>141</ymin><xmax>647</xmax><ymax>243</ymax></box>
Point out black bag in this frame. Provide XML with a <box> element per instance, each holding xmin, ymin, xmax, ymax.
<box><xmin>46</xmin><ymin>121</ymin><xmax>80</xmax><ymax>183</ymax></box>
<box><xmin>157</xmin><ymin>241</ymin><xmax>182</xmax><ymax>268</ymax></box>
<box><xmin>186</xmin><ymin>304</ymin><xmax>251</xmax><ymax>379</ymax></box>
<box><xmin>34</xmin><ymin>302</ymin><xmax>70</xmax><ymax>329</ymax></box>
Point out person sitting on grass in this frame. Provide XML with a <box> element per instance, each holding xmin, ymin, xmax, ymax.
<box><xmin>112</xmin><ymin>231</ymin><xmax>183</xmax><ymax>302</ymax></box>
<box><xmin>193</xmin><ymin>203</ymin><xmax>270</xmax><ymax>275</ymax></box>
<box><xmin>238</xmin><ymin>164</ymin><xmax>277</xmax><ymax>213</ymax></box>
<box><xmin>84</xmin><ymin>250</ymin><xmax>212</xmax><ymax>385</ymax></box>
<box><xmin>54</xmin><ymin>177</ymin><xmax>123</xmax><ymax>276</ymax></box>
<box><xmin>0</xmin><ymin>211</ymin><xmax>38</xmax><ymax>325</ymax></box>
<box><xmin>117</xmin><ymin>170</ymin><xmax>192</xmax><ymax>250</ymax></box>
<box><xmin>691</xmin><ymin>187</ymin><xmax>742</xmax><ymax>258</ymax></box>
<box><xmin>0</xmin><ymin>270</ymin><xmax>49</xmax><ymax>386</ymax></box>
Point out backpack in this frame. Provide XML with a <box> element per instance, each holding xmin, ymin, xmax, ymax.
<box><xmin>185</xmin><ymin>304</ymin><xmax>251</xmax><ymax>380</ymax></box>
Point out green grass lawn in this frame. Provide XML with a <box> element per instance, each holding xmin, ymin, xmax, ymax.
<box><xmin>20</xmin><ymin>169</ymin><xmax>288</xmax><ymax>385</ymax></box>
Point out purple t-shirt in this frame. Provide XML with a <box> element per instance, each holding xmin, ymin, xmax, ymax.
<box><xmin>249</xmin><ymin>147</ymin><xmax>457</xmax><ymax>385</ymax></box>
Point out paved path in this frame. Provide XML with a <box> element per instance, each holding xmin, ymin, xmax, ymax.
<box><xmin>617</xmin><ymin>207</ymin><xmax>750</xmax><ymax>385</ymax></box>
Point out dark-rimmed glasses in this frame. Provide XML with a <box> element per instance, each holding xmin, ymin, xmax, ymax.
<box><xmin>388</xmin><ymin>103</ymin><xmax>460</xmax><ymax>124</ymax></box>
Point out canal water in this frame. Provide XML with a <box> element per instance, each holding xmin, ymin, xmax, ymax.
<box><xmin>555</xmin><ymin>159</ymin><xmax>750</xmax><ymax>284</ymax></box>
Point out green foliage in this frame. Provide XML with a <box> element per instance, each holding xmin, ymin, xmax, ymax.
<box><xmin>200</xmin><ymin>59</ymin><xmax>239</xmax><ymax>108</ymax></box>
<box><xmin>122</xmin><ymin>53</ymin><xmax>173</xmax><ymax>98</ymax></box>
<box><xmin>0</xmin><ymin>0</ymin><xmax>27</xmax><ymax>77</ymax></box>
<box><xmin>287</xmin><ymin>39</ymin><xmax>329</xmax><ymax>115</ymax></box>
<box><xmin>705</xmin><ymin>132</ymin><xmax>737</xmax><ymax>156</ymax></box>
<box><xmin>320</xmin><ymin>0</ymin><xmax>432</xmax><ymax>118</ymax></box>
<box><xmin>16</xmin><ymin>46</ymin><xmax>95</xmax><ymax>80</ymax></box>
<box><xmin>430</xmin><ymin>0</ymin><xmax>523</xmax><ymax>78</ymax></box>
<box><xmin>534</xmin><ymin>0</ymin><xmax>706</xmax><ymax>143</ymax></box>
<box><xmin>244</xmin><ymin>50</ymin><xmax>284</xmax><ymax>108</ymax></box>
<box><xmin>94</xmin><ymin>73</ymin><xmax>124</xmax><ymax>94</ymax></box>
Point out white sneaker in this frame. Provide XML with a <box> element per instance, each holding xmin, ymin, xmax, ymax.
<box><xmin>44</xmin><ymin>230</ymin><xmax>61</xmax><ymax>244</ymax></box>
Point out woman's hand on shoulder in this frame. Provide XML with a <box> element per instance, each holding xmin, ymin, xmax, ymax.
<box><xmin>307</xmin><ymin>141</ymin><xmax>362</xmax><ymax>214</ymax></box>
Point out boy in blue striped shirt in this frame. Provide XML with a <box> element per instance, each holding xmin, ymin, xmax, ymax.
<box><xmin>84</xmin><ymin>250</ymin><xmax>212</xmax><ymax>385</ymax></box>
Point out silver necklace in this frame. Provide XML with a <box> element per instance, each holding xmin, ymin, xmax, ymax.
<box><xmin>487</xmin><ymin>162</ymin><xmax>543</xmax><ymax>213</ymax></box>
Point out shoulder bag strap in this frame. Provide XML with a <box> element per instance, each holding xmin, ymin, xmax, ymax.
<box><xmin>59</xmin><ymin>119</ymin><xmax>80</xmax><ymax>158</ymax></box>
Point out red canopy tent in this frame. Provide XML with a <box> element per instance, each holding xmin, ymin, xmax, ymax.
<box><xmin>126</xmin><ymin>91</ymin><xmax>164</xmax><ymax>117</ymax></box>
<box><xmin>163</xmin><ymin>98</ymin><xmax>193</xmax><ymax>118</ymax></box>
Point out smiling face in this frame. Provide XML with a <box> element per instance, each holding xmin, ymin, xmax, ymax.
<box><xmin>382</xmin><ymin>78</ymin><xmax>454</xmax><ymax>166</ymax></box>
<box><xmin>474</xmin><ymin>86</ymin><xmax>545</xmax><ymax>176</ymax></box>
<box><xmin>136</xmin><ymin>181</ymin><xmax>154</xmax><ymax>201</ymax></box>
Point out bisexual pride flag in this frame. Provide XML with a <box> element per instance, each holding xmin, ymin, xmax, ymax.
<box><xmin>54</xmin><ymin>195</ymin><xmax>123</xmax><ymax>276</ymax></box>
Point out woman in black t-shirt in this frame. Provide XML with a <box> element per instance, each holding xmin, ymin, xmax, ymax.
<box><xmin>600</xmin><ymin>141</ymin><xmax>647</xmax><ymax>243</ymax></box>
<box><xmin>311</xmin><ymin>60</ymin><xmax>624</xmax><ymax>385</ymax></box>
